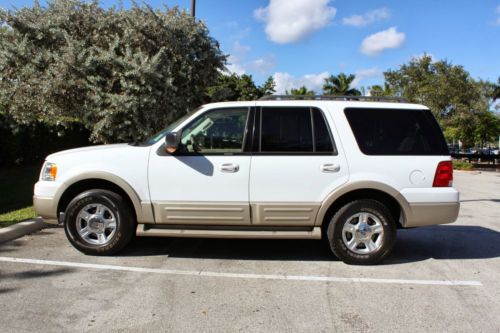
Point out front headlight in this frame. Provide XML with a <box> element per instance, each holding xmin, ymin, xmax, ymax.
<box><xmin>42</xmin><ymin>162</ymin><xmax>58</xmax><ymax>181</ymax></box>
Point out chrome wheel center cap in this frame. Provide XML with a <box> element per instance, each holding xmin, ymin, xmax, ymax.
<box><xmin>89</xmin><ymin>216</ymin><xmax>104</xmax><ymax>231</ymax></box>
<box><xmin>356</xmin><ymin>223</ymin><xmax>370</xmax><ymax>239</ymax></box>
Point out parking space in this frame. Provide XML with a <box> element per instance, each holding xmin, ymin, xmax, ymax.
<box><xmin>1</xmin><ymin>171</ymin><xmax>499</xmax><ymax>332</ymax></box>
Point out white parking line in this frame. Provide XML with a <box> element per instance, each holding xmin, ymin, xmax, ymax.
<box><xmin>0</xmin><ymin>256</ymin><xmax>482</xmax><ymax>286</ymax></box>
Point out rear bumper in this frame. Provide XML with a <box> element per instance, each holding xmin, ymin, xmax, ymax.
<box><xmin>405</xmin><ymin>202</ymin><xmax>460</xmax><ymax>227</ymax></box>
<box><xmin>401</xmin><ymin>187</ymin><xmax>460</xmax><ymax>227</ymax></box>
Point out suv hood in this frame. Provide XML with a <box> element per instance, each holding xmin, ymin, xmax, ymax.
<box><xmin>46</xmin><ymin>143</ymin><xmax>132</xmax><ymax>159</ymax></box>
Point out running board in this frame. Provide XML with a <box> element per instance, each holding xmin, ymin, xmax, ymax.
<box><xmin>136</xmin><ymin>224</ymin><xmax>322</xmax><ymax>239</ymax></box>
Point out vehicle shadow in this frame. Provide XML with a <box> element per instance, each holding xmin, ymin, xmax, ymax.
<box><xmin>385</xmin><ymin>225</ymin><xmax>500</xmax><ymax>264</ymax></box>
<box><xmin>121</xmin><ymin>225</ymin><xmax>500</xmax><ymax>264</ymax></box>
<box><xmin>122</xmin><ymin>237</ymin><xmax>334</xmax><ymax>261</ymax></box>
<box><xmin>460</xmin><ymin>199</ymin><xmax>500</xmax><ymax>203</ymax></box>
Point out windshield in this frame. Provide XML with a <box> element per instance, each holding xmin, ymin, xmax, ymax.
<box><xmin>141</xmin><ymin>107</ymin><xmax>202</xmax><ymax>145</ymax></box>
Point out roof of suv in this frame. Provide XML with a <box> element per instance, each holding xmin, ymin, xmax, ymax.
<box><xmin>203</xmin><ymin>96</ymin><xmax>428</xmax><ymax>111</ymax></box>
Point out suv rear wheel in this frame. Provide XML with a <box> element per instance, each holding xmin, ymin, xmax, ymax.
<box><xmin>326</xmin><ymin>199</ymin><xmax>396</xmax><ymax>265</ymax></box>
<box><xmin>64</xmin><ymin>189</ymin><xmax>135</xmax><ymax>255</ymax></box>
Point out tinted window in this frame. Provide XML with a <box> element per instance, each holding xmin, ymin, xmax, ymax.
<box><xmin>313</xmin><ymin>109</ymin><xmax>336</xmax><ymax>153</ymax></box>
<box><xmin>261</xmin><ymin>108</ymin><xmax>313</xmax><ymax>152</ymax></box>
<box><xmin>344</xmin><ymin>108</ymin><xmax>449</xmax><ymax>155</ymax></box>
<box><xmin>180</xmin><ymin>108</ymin><xmax>249</xmax><ymax>153</ymax></box>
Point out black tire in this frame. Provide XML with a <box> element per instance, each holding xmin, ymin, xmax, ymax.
<box><xmin>64</xmin><ymin>189</ymin><xmax>135</xmax><ymax>255</ymax></box>
<box><xmin>326</xmin><ymin>199</ymin><xmax>396</xmax><ymax>265</ymax></box>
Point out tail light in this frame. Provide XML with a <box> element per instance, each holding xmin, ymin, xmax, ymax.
<box><xmin>433</xmin><ymin>161</ymin><xmax>453</xmax><ymax>187</ymax></box>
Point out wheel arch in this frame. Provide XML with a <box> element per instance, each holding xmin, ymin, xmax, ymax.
<box><xmin>316</xmin><ymin>182</ymin><xmax>410</xmax><ymax>229</ymax></box>
<box><xmin>55</xmin><ymin>172</ymin><xmax>150</xmax><ymax>224</ymax></box>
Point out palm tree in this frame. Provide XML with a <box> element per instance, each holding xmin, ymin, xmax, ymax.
<box><xmin>369</xmin><ymin>82</ymin><xmax>395</xmax><ymax>97</ymax></box>
<box><xmin>289</xmin><ymin>86</ymin><xmax>315</xmax><ymax>96</ymax></box>
<box><xmin>322</xmin><ymin>73</ymin><xmax>361</xmax><ymax>96</ymax></box>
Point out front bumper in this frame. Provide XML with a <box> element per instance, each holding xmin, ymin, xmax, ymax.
<box><xmin>33</xmin><ymin>195</ymin><xmax>58</xmax><ymax>224</ymax></box>
<box><xmin>33</xmin><ymin>180</ymin><xmax>60</xmax><ymax>224</ymax></box>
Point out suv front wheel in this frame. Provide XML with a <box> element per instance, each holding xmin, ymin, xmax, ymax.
<box><xmin>64</xmin><ymin>189</ymin><xmax>135</xmax><ymax>255</ymax></box>
<box><xmin>326</xmin><ymin>199</ymin><xmax>396</xmax><ymax>265</ymax></box>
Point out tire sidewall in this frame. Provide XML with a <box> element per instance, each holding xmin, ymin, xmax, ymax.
<box><xmin>64</xmin><ymin>190</ymin><xmax>130</xmax><ymax>255</ymax></box>
<box><xmin>327</xmin><ymin>200</ymin><xmax>396</xmax><ymax>265</ymax></box>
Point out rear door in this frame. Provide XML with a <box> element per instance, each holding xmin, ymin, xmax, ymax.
<box><xmin>249</xmin><ymin>106</ymin><xmax>349</xmax><ymax>226</ymax></box>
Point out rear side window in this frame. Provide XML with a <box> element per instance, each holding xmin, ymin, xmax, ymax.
<box><xmin>313</xmin><ymin>109</ymin><xmax>336</xmax><ymax>153</ymax></box>
<box><xmin>260</xmin><ymin>107</ymin><xmax>336</xmax><ymax>154</ymax></box>
<box><xmin>261</xmin><ymin>108</ymin><xmax>313</xmax><ymax>152</ymax></box>
<box><xmin>344</xmin><ymin>108</ymin><xmax>449</xmax><ymax>155</ymax></box>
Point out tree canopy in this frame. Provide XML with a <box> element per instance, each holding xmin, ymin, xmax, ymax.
<box><xmin>0</xmin><ymin>0</ymin><xmax>225</xmax><ymax>143</ymax></box>
<box><xmin>288</xmin><ymin>86</ymin><xmax>315</xmax><ymax>96</ymax></box>
<box><xmin>206</xmin><ymin>74</ymin><xmax>275</xmax><ymax>102</ymax></box>
<box><xmin>369</xmin><ymin>83</ymin><xmax>395</xmax><ymax>97</ymax></box>
<box><xmin>384</xmin><ymin>55</ymin><xmax>498</xmax><ymax>147</ymax></box>
<box><xmin>323</xmin><ymin>73</ymin><xmax>361</xmax><ymax>96</ymax></box>
<box><xmin>494</xmin><ymin>78</ymin><xmax>500</xmax><ymax>101</ymax></box>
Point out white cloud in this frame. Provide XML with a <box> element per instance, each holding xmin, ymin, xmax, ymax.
<box><xmin>232</xmin><ymin>41</ymin><xmax>250</xmax><ymax>56</ymax></box>
<box><xmin>254</xmin><ymin>0</ymin><xmax>336</xmax><ymax>44</ymax></box>
<box><xmin>342</xmin><ymin>8</ymin><xmax>390</xmax><ymax>27</ymax></box>
<box><xmin>273</xmin><ymin>72</ymin><xmax>330</xmax><ymax>94</ymax></box>
<box><xmin>249</xmin><ymin>56</ymin><xmax>277</xmax><ymax>75</ymax></box>
<box><xmin>495</xmin><ymin>5</ymin><xmax>500</xmax><ymax>25</ymax></box>
<box><xmin>225</xmin><ymin>41</ymin><xmax>276</xmax><ymax>76</ymax></box>
<box><xmin>226</xmin><ymin>55</ymin><xmax>246</xmax><ymax>75</ymax></box>
<box><xmin>352</xmin><ymin>68</ymin><xmax>383</xmax><ymax>88</ymax></box>
<box><xmin>225</xmin><ymin>41</ymin><xmax>250</xmax><ymax>75</ymax></box>
<box><xmin>360</xmin><ymin>27</ymin><xmax>406</xmax><ymax>56</ymax></box>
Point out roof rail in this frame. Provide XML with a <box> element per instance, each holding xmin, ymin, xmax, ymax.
<box><xmin>258</xmin><ymin>95</ymin><xmax>408</xmax><ymax>103</ymax></box>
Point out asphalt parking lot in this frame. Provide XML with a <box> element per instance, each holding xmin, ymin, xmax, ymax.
<box><xmin>1</xmin><ymin>171</ymin><xmax>499</xmax><ymax>332</ymax></box>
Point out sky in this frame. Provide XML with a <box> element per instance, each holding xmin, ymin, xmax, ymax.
<box><xmin>1</xmin><ymin>0</ymin><xmax>500</xmax><ymax>94</ymax></box>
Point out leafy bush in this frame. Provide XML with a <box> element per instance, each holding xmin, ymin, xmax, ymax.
<box><xmin>0</xmin><ymin>113</ymin><xmax>90</xmax><ymax>166</ymax></box>
<box><xmin>452</xmin><ymin>159</ymin><xmax>474</xmax><ymax>171</ymax></box>
<box><xmin>0</xmin><ymin>0</ymin><xmax>225</xmax><ymax>143</ymax></box>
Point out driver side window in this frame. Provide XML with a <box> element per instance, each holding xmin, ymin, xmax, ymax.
<box><xmin>180</xmin><ymin>108</ymin><xmax>249</xmax><ymax>154</ymax></box>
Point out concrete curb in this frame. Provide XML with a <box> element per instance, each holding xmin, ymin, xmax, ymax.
<box><xmin>0</xmin><ymin>218</ymin><xmax>47</xmax><ymax>244</ymax></box>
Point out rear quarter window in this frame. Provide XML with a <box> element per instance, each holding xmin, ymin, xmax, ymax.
<box><xmin>344</xmin><ymin>108</ymin><xmax>449</xmax><ymax>156</ymax></box>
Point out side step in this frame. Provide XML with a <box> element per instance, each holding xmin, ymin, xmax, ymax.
<box><xmin>136</xmin><ymin>224</ymin><xmax>322</xmax><ymax>239</ymax></box>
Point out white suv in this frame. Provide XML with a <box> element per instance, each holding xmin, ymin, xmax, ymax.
<box><xmin>34</xmin><ymin>96</ymin><xmax>459</xmax><ymax>265</ymax></box>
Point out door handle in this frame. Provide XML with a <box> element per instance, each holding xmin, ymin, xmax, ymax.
<box><xmin>320</xmin><ymin>163</ymin><xmax>340</xmax><ymax>173</ymax></box>
<box><xmin>220</xmin><ymin>163</ymin><xmax>240</xmax><ymax>173</ymax></box>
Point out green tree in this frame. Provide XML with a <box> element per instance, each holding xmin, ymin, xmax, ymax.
<box><xmin>287</xmin><ymin>86</ymin><xmax>315</xmax><ymax>96</ymax></box>
<box><xmin>322</xmin><ymin>73</ymin><xmax>361</xmax><ymax>96</ymax></box>
<box><xmin>206</xmin><ymin>74</ymin><xmax>275</xmax><ymax>102</ymax></box>
<box><xmin>474</xmin><ymin>110</ymin><xmax>500</xmax><ymax>147</ymax></box>
<box><xmin>493</xmin><ymin>78</ymin><xmax>500</xmax><ymax>101</ymax></box>
<box><xmin>383</xmin><ymin>55</ymin><xmax>493</xmax><ymax>148</ymax></box>
<box><xmin>259</xmin><ymin>76</ymin><xmax>277</xmax><ymax>97</ymax></box>
<box><xmin>384</xmin><ymin>55</ymin><xmax>484</xmax><ymax>120</ymax></box>
<box><xmin>369</xmin><ymin>83</ymin><xmax>395</xmax><ymax>97</ymax></box>
<box><xmin>0</xmin><ymin>0</ymin><xmax>225</xmax><ymax>143</ymax></box>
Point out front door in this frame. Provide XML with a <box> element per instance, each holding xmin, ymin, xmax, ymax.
<box><xmin>148</xmin><ymin>107</ymin><xmax>252</xmax><ymax>225</ymax></box>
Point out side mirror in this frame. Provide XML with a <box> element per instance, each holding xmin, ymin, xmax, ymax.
<box><xmin>165</xmin><ymin>132</ymin><xmax>180</xmax><ymax>154</ymax></box>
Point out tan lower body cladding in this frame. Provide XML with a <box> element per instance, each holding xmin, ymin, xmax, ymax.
<box><xmin>152</xmin><ymin>202</ymin><xmax>320</xmax><ymax>226</ymax></box>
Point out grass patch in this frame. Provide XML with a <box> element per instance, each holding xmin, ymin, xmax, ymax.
<box><xmin>0</xmin><ymin>165</ymin><xmax>40</xmax><ymax>227</ymax></box>
<box><xmin>0</xmin><ymin>165</ymin><xmax>40</xmax><ymax>213</ymax></box>
<box><xmin>0</xmin><ymin>206</ymin><xmax>36</xmax><ymax>228</ymax></box>
<box><xmin>453</xmin><ymin>159</ymin><xmax>474</xmax><ymax>171</ymax></box>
